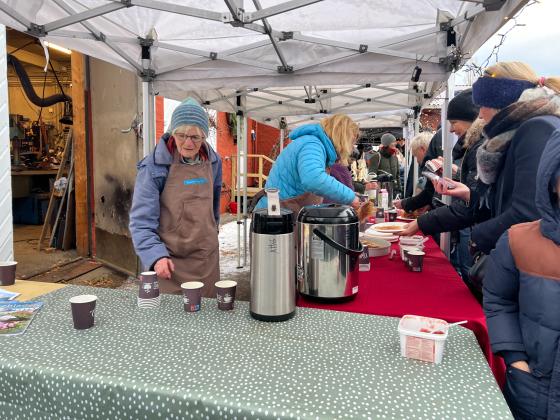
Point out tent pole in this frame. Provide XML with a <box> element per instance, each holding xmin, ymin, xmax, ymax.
<box><xmin>242</xmin><ymin>115</ymin><xmax>248</xmax><ymax>268</ymax></box>
<box><xmin>142</xmin><ymin>81</ymin><xmax>152</xmax><ymax>157</ymax></box>
<box><xmin>412</xmin><ymin>118</ymin><xmax>420</xmax><ymax>195</ymax></box>
<box><xmin>439</xmin><ymin>74</ymin><xmax>455</xmax><ymax>257</ymax></box>
<box><xmin>236</xmin><ymin>113</ymin><xmax>242</xmax><ymax>269</ymax></box>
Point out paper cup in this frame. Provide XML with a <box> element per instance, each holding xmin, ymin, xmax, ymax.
<box><xmin>408</xmin><ymin>250</ymin><xmax>425</xmax><ymax>272</ymax></box>
<box><xmin>69</xmin><ymin>295</ymin><xmax>97</xmax><ymax>330</ymax></box>
<box><xmin>215</xmin><ymin>280</ymin><xmax>237</xmax><ymax>310</ymax></box>
<box><xmin>0</xmin><ymin>262</ymin><xmax>17</xmax><ymax>286</ymax></box>
<box><xmin>137</xmin><ymin>295</ymin><xmax>161</xmax><ymax>308</ymax></box>
<box><xmin>138</xmin><ymin>271</ymin><xmax>160</xmax><ymax>300</ymax></box>
<box><xmin>388</xmin><ymin>211</ymin><xmax>398</xmax><ymax>222</ymax></box>
<box><xmin>181</xmin><ymin>282</ymin><xmax>203</xmax><ymax>312</ymax></box>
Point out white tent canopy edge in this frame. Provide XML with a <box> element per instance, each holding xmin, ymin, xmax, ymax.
<box><xmin>0</xmin><ymin>0</ymin><xmax>528</xmax><ymax>267</ymax></box>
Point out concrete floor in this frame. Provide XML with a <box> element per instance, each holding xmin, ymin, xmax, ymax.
<box><xmin>14</xmin><ymin>225</ymin><xmax>129</xmax><ymax>288</ymax></box>
<box><xmin>14</xmin><ymin>225</ymin><xmax>78</xmax><ymax>279</ymax></box>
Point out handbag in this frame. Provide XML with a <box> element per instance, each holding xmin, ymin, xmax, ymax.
<box><xmin>466</xmin><ymin>174</ymin><xmax>505</xmax><ymax>299</ymax></box>
<box><xmin>466</xmin><ymin>251</ymin><xmax>486</xmax><ymax>300</ymax></box>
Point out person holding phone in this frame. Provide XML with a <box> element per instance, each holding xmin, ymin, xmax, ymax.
<box><xmin>403</xmin><ymin>63</ymin><xmax>560</xmax><ymax>298</ymax></box>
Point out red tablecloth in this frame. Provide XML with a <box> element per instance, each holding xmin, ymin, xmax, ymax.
<box><xmin>297</xmin><ymin>238</ymin><xmax>505</xmax><ymax>386</ymax></box>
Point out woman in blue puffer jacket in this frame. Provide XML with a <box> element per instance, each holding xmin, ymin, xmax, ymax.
<box><xmin>483</xmin><ymin>129</ymin><xmax>560</xmax><ymax>419</ymax></box>
<box><xmin>255</xmin><ymin>114</ymin><xmax>361</xmax><ymax>214</ymax></box>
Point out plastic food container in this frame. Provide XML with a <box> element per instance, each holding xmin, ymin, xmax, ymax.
<box><xmin>398</xmin><ymin>315</ymin><xmax>449</xmax><ymax>364</ymax></box>
<box><xmin>359</xmin><ymin>235</ymin><xmax>391</xmax><ymax>257</ymax></box>
<box><xmin>399</xmin><ymin>235</ymin><xmax>425</xmax><ymax>247</ymax></box>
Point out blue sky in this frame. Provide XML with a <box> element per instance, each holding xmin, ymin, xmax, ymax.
<box><xmin>459</xmin><ymin>0</ymin><xmax>559</xmax><ymax>81</ymax></box>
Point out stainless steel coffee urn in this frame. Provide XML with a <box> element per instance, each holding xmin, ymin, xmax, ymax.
<box><xmin>297</xmin><ymin>204</ymin><xmax>363</xmax><ymax>301</ymax></box>
<box><xmin>250</xmin><ymin>189</ymin><xmax>296</xmax><ymax>321</ymax></box>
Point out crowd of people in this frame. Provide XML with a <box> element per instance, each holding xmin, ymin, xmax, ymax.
<box><xmin>250</xmin><ymin>60</ymin><xmax>560</xmax><ymax>419</ymax></box>
<box><xmin>128</xmin><ymin>60</ymin><xmax>560</xmax><ymax>419</ymax></box>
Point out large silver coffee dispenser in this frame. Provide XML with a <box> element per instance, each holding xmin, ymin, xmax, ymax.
<box><xmin>250</xmin><ymin>190</ymin><xmax>296</xmax><ymax>321</ymax></box>
<box><xmin>297</xmin><ymin>204</ymin><xmax>363</xmax><ymax>301</ymax></box>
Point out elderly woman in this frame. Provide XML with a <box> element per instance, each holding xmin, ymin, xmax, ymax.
<box><xmin>129</xmin><ymin>98</ymin><xmax>222</xmax><ymax>297</ymax></box>
<box><xmin>255</xmin><ymin>114</ymin><xmax>361</xmax><ymax>213</ymax></box>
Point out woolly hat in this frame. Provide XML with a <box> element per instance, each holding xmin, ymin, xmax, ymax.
<box><xmin>472</xmin><ymin>76</ymin><xmax>535</xmax><ymax>110</ymax></box>
<box><xmin>447</xmin><ymin>89</ymin><xmax>479</xmax><ymax>122</ymax></box>
<box><xmin>380</xmin><ymin>133</ymin><xmax>396</xmax><ymax>147</ymax></box>
<box><xmin>166</xmin><ymin>98</ymin><xmax>209</xmax><ymax>136</ymax></box>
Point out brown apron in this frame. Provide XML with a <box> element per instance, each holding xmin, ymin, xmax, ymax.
<box><xmin>158</xmin><ymin>152</ymin><xmax>219</xmax><ymax>297</ymax></box>
<box><xmin>280</xmin><ymin>192</ymin><xmax>323</xmax><ymax>215</ymax></box>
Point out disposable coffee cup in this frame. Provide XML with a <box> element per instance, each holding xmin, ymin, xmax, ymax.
<box><xmin>70</xmin><ymin>295</ymin><xmax>97</xmax><ymax>330</ymax></box>
<box><xmin>388</xmin><ymin>210</ymin><xmax>398</xmax><ymax>222</ymax></box>
<box><xmin>0</xmin><ymin>261</ymin><xmax>17</xmax><ymax>286</ymax></box>
<box><xmin>138</xmin><ymin>271</ymin><xmax>160</xmax><ymax>299</ymax></box>
<box><xmin>181</xmin><ymin>282</ymin><xmax>203</xmax><ymax>312</ymax></box>
<box><xmin>408</xmin><ymin>250</ymin><xmax>425</xmax><ymax>272</ymax></box>
<box><xmin>215</xmin><ymin>280</ymin><xmax>237</xmax><ymax>310</ymax></box>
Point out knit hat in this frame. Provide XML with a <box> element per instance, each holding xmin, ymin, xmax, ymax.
<box><xmin>472</xmin><ymin>76</ymin><xmax>536</xmax><ymax>110</ymax></box>
<box><xmin>380</xmin><ymin>133</ymin><xmax>396</xmax><ymax>147</ymax></box>
<box><xmin>166</xmin><ymin>98</ymin><xmax>209</xmax><ymax>136</ymax></box>
<box><xmin>447</xmin><ymin>89</ymin><xmax>479</xmax><ymax>122</ymax></box>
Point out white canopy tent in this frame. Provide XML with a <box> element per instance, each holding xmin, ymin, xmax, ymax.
<box><xmin>0</xmin><ymin>0</ymin><xmax>527</xmax><ymax>264</ymax></box>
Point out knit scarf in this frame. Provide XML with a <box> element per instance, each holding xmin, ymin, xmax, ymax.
<box><xmin>476</xmin><ymin>89</ymin><xmax>560</xmax><ymax>185</ymax></box>
<box><xmin>379</xmin><ymin>146</ymin><xmax>396</xmax><ymax>158</ymax></box>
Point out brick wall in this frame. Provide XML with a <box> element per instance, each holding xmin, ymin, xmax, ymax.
<box><xmin>155</xmin><ymin>96</ymin><xmax>164</xmax><ymax>141</ymax></box>
<box><xmin>420</xmin><ymin>108</ymin><xmax>441</xmax><ymax>132</ymax></box>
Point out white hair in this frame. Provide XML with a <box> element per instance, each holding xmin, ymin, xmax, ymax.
<box><xmin>410</xmin><ymin>132</ymin><xmax>433</xmax><ymax>154</ymax></box>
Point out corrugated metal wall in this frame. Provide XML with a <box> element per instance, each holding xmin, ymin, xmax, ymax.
<box><xmin>0</xmin><ymin>25</ymin><xmax>14</xmax><ymax>261</ymax></box>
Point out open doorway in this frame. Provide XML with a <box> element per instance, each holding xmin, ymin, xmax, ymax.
<box><xmin>7</xmin><ymin>29</ymin><xmax>78</xmax><ymax>278</ymax></box>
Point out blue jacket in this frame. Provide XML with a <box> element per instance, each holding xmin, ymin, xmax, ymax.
<box><xmin>129</xmin><ymin>133</ymin><xmax>222</xmax><ymax>270</ymax></box>
<box><xmin>483</xmin><ymin>129</ymin><xmax>560</xmax><ymax>419</ymax></box>
<box><xmin>256</xmin><ymin>124</ymin><xmax>355</xmax><ymax>209</ymax></box>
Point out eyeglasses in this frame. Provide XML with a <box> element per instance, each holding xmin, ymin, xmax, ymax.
<box><xmin>174</xmin><ymin>133</ymin><xmax>204</xmax><ymax>143</ymax></box>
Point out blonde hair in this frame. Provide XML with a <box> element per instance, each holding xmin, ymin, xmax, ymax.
<box><xmin>320</xmin><ymin>114</ymin><xmax>359</xmax><ymax>165</ymax></box>
<box><xmin>410</xmin><ymin>131</ymin><xmax>432</xmax><ymax>154</ymax></box>
<box><xmin>485</xmin><ymin>62</ymin><xmax>560</xmax><ymax>94</ymax></box>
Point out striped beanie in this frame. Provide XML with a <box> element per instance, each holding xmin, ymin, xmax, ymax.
<box><xmin>166</xmin><ymin>98</ymin><xmax>209</xmax><ymax>136</ymax></box>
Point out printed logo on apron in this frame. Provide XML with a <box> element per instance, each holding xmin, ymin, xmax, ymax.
<box><xmin>183</xmin><ymin>177</ymin><xmax>208</xmax><ymax>186</ymax></box>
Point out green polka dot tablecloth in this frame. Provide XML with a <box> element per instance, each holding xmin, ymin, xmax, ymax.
<box><xmin>0</xmin><ymin>285</ymin><xmax>512</xmax><ymax>420</ymax></box>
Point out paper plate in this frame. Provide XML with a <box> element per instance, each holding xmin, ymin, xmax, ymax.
<box><xmin>371</xmin><ymin>222</ymin><xmax>409</xmax><ymax>233</ymax></box>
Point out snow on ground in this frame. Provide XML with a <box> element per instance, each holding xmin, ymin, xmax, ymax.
<box><xmin>219</xmin><ymin>219</ymin><xmax>251</xmax><ymax>279</ymax></box>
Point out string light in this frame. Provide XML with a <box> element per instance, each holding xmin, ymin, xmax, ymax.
<box><xmin>461</xmin><ymin>0</ymin><xmax>538</xmax><ymax>79</ymax></box>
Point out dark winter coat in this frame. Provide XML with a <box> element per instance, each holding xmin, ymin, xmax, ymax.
<box><xmin>401</xmin><ymin>129</ymin><xmax>443</xmax><ymax>212</ymax></box>
<box><xmin>427</xmin><ymin>114</ymin><xmax>560</xmax><ymax>254</ymax></box>
<box><xmin>483</xmin><ymin>128</ymin><xmax>560</xmax><ymax>419</ymax></box>
<box><xmin>417</xmin><ymin>120</ymin><xmax>486</xmax><ymax>235</ymax></box>
<box><xmin>368</xmin><ymin>148</ymin><xmax>401</xmax><ymax>193</ymax></box>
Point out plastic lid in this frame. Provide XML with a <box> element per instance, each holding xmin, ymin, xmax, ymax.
<box><xmin>297</xmin><ymin>204</ymin><xmax>358</xmax><ymax>224</ymax></box>
<box><xmin>251</xmin><ymin>208</ymin><xmax>293</xmax><ymax>234</ymax></box>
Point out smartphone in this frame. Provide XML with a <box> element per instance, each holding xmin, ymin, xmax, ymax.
<box><xmin>422</xmin><ymin>171</ymin><xmax>456</xmax><ymax>189</ymax></box>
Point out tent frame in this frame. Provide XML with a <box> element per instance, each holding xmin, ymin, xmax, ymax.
<box><xmin>0</xmin><ymin>0</ymin><xmax>522</xmax><ymax>268</ymax></box>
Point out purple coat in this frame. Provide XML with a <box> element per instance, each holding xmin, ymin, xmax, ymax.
<box><xmin>324</xmin><ymin>163</ymin><xmax>355</xmax><ymax>204</ymax></box>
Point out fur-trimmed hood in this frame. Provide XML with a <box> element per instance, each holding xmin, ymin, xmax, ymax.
<box><xmin>463</xmin><ymin>118</ymin><xmax>486</xmax><ymax>149</ymax></box>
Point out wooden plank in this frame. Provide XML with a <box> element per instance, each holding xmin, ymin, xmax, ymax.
<box><xmin>26</xmin><ymin>259</ymin><xmax>102</xmax><ymax>284</ymax></box>
<box><xmin>37</xmin><ymin>128</ymin><xmax>72</xmax><ymax>250</ymax></box>
<box><xmin>19</xmin><ymin>257</ymin><xmax>83</xmax><ymax>280</ymax></box>
<box><xmin>71</xmin><ymin>52</ymin><xmax>89</xmax><ymax>257</ymax></box>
